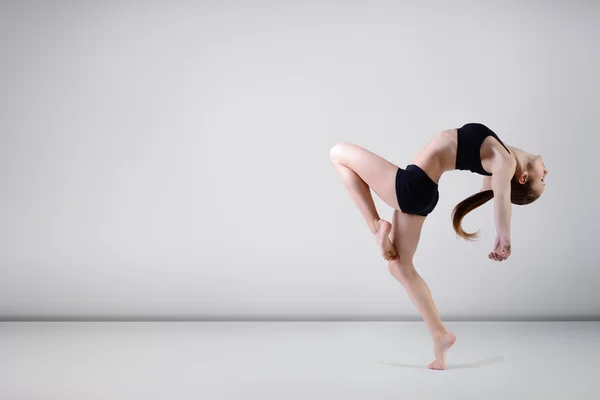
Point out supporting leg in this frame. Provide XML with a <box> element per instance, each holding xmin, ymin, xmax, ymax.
<box><xmin>388</xmin><ymin>210</ymin><xmax>456</xmax><ymax>370</ymax></box>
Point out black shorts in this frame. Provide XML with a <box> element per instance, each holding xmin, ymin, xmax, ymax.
<box><xmin>395</xmin><ymin>164</ymin><xmax>439</xmax><ymax>216</ymax></box>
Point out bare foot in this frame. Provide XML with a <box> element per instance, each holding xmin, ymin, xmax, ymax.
<box><xmin>374</xmin><ymin>219</ymin><xmax>397</xmax><ymax>260</ymax></box>
<box><xmin>428</xmin><ymin>332</ymin><xmax>456</xmax><ymax>370</ymax></box>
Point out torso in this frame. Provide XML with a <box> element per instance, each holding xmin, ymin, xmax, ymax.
<box><xmin>409</xmin><ymin>124</ymin><xmax>513</xmax><ymax>184</ymax></box>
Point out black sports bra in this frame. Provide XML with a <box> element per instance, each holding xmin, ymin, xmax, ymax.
<box><xmin>455</xmin><ymin>123</ymin><xmax>511</xmax><ymax>176</ymax></box>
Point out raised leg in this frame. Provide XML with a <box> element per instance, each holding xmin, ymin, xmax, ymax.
<box><xmin>330</xmin><ymin>142</ymin><xmax>400</xmax><ymax>260</ymax></box>
<box><xmin>388</xmin><ymin>209</ymin><xmax>456</xmax><ymax>370</ymax></box>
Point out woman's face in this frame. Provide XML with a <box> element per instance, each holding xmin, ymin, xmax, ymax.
<box><xmin>527</xmin><ymin>155</ymin><xmax>548</xmax><ymax>195</ymax></box>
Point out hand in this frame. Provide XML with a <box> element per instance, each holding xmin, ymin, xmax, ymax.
<box><xmin>489</xmin><ymin>235</ymin><xmax>511</xmax><ymax>262</ymax></box>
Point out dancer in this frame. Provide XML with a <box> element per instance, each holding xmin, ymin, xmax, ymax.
<box><xmin>330</xmin><ymin>123</ymin><xmax>547</xmax><ymax>370</ymax></box>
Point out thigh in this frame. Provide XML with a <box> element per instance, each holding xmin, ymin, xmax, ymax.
<box><xmin>331</xmin><ymin>143</ymin><xmax>400</xmax><ymax>210</ymax></box>
<box><xmin>389</xmin><ymin>209</ymin><xmax>426</xmax><ymax>264</ymax></box>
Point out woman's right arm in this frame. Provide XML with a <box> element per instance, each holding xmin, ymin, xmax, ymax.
<box><xmin>481</xmin><ymin>175</ymin><xmax>492</xmax><ymax>192</ymax></box>
<box><xmin>489</xmin><ymin>159</ymin><xmax>516</xmax><ymax>261</ymax></box>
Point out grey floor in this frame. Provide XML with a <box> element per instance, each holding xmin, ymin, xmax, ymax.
<box><xmin>0</xmin><ymin>321</ymin><xmax>598</xmax><ymax>399</ymax></box>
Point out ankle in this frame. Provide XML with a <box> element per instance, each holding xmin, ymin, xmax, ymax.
<box><xmin>371</xmin><ymin>218</ymin><xmax>381</xmax><ymax>234</ymax></box>
<box><xmin>433</xmin><ymin>329</ymin><xmax>448</xmax><ymax>339</ymax></box>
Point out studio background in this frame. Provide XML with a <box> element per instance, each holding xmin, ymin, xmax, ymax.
<box><xmin>1</xmin><ymin>0</ymin><xmax>598</xmax><ymax>321</ymax></box>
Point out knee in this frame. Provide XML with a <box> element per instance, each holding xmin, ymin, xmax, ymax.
<box><xmin>329</xmin><ymin>142</ymin><xmax>349</xmax><ymax>163</ymax></box>
<box><xmin>388</xmin><ymin>260</ymin><xmax>418</xmax><ymax>281</ymax></box>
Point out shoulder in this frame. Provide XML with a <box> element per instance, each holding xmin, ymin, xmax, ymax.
<box><xmin>490</xmin><ymin>152</ymin><xmax>516</xmax><ymax>177</ymax></box>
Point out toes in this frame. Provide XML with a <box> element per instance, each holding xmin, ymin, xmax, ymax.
<box><xmin>428</xmin><ymin>360</ymin><xmax>444</xmax><ymax>370</ymax></box>
<box><xmin>428</xmin><ymin>361</ymin><xmax>444</xmax><ymax>370</ymax></box>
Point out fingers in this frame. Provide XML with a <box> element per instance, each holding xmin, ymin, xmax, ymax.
<box><xmin>488</xmin><ymin>249</ymin><xmax>511</xmax><ymax>262</ymax></box>
<box><xmin>490</xmin><ymin>235</ymin><xmax>512</xmax><ymax>262</ymax></box>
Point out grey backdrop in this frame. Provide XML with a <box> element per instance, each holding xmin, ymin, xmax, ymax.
<box><xmin>1</xmin><ymin>0</ymin><xmax>598</xmax><ymax>320</ymax></box>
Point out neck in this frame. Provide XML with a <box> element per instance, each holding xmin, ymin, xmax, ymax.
<box><xmin>507</xmin><ymin>146</ymin><xmax>530</xmax><ymax>173</ymax></box>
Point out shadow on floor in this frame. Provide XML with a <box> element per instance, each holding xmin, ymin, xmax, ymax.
<box><xmin>378</xmin><ymin>355</ymin><xmax>504</xmax><ymax>370</ymax></box>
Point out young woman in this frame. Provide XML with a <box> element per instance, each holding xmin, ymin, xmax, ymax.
<box><xmin>330</xmin><ymin>122</ymin><xmax>548</xmax><ymax>370</ymax></box>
